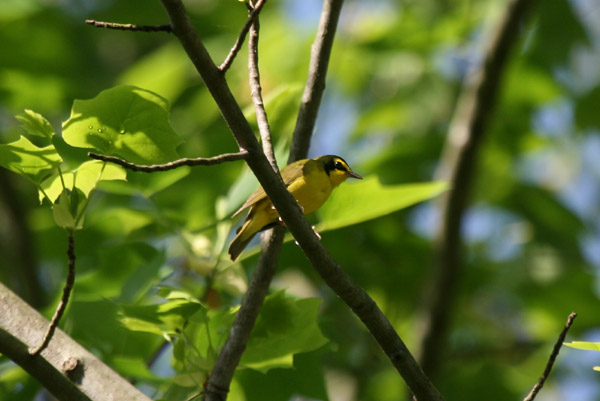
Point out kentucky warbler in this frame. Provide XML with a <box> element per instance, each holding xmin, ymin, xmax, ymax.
<box><xmin>228</xmin><ymin>155</ymin><xmax>362</xmax><ymax>260</ymax></box>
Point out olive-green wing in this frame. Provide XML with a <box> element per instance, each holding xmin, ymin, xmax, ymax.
<box><xmin>231</xmin><ymin>159</ymin><xmax>308</xmax><ymax>217</ymax></box>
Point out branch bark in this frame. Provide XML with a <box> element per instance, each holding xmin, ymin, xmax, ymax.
<box><xmin>417</xmin><ymin>0</ymin><xmax>536</xmax><ymax>379</ymax></box>
<box><xmin>88</xmin><ymin>151</ymin><xmax>248</xmax><ymax>172</ymax></box>
<box><xmin>159</xmin><ymin>0</ymin><xmax>443</xmax><ymax>399</ymax></box>
<box><xmin>205</xmin><ymin>4</ymin><xmax>284</xmax><ymax>398</ymax></box>
<box><xmin>85</xmin><ymin>19</ymin><xmax>172</xmax><ymax>32</ymax></box>
<box><xmin>218</xmin><ymin>0</ymin><xmax>267</xmax><ymax>72</ymax></box>
<box><xmin>29</xmin><ymin>232</ymin><xmax>76</xmax><ymax>356</ymax></box>
<box><xmin>0</xmin><ymin>282</ymin><xmax>152</xmax><ymax>401</ymax></box>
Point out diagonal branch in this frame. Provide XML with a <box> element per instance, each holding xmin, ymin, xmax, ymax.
<box><xmin>523</xmin><ymin>312</ymin><xmax>577</xmax><ymax>401</ymax></box>
<box><xmin>204</xmin><ymin>3</ymin><xmax>283</xmax><ymax>399</ymax></box>
<box><xmin>288</xmin><ymin>0</ymin><xmax>343</xmax><ymax>163</ymax></box>
<box><xmin>88</xmin><ymin>151</ymin><xmax>248</xmax><ymax>172</ymax></box>
<box><xmin>417</xmin><ymin>0</ymin><xmax>537</xmax><ymax>379</ymax></box>
<box><xmin>205</xmin><ymin>229</ymin><xmax>284</xmax><ymax>401</ymax></box>
<box><xmin>218</xmin><ymin>0</ymin><xmax>267</xmax><ymax>73</ymax></box>
<box><xmin>85</xmin><ymin>19</ymin><xmax>172</xmax><ymax>32</ymax></box>
<box><xmin>159</xmin><ymin>1</ymin><xmax>443</xmax><ymax>399</ymax></box>
<box><xmin>0</xmin><ymin>282</ymin><xmax>152</xmax><ymax>401</ymax></box>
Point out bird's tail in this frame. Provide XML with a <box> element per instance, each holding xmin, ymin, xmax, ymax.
<box><xmin>228</xmin><ymin>220</ymin><xmax>256</xmax><ymax>261</ymax></box>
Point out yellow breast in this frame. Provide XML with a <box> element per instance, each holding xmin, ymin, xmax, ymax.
<box><xmin>287</xmin><ymin>162</ymin><xmax>332</xmax><ymax>215</ymax></box>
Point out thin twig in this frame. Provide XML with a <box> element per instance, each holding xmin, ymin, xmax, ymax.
<box><xmin>288</xmin><ymin>0</ymin><xmax>344</xmax><ymax>163</ymax></box>
<box><xmin>88</xmin><ymin>151</ymin><xmax>248</xmax><ymax>172</ymax></box>
<box><xmin>417</xmin><ymin>0</ymin><xmax>536</xmax><ymax>379</ymax></box>
<box><xmin>247</xmin><ymin>1</ymin><xmax>276</xmax><ymax>169</ymax></box>
<box><xmin>523</xmin><ymin>312</ymin><xmax>577</xmax><ymax>401</ymax></box>
<box><xmin>85</xmin><ymin>19</ymin><xmax>172</xmax><ymax>33</ymax></box>
<box><xmin>218</xmin><ymin>0</ymin><xmax>267</xmax><ymax>73</ymax></box>
<box><xmin>29</xmin><ymin>232</ymin><xmax>76</xmax><ymax>355</ymax></box>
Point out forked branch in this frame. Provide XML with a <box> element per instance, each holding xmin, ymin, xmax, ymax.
<box><xmin>159</xmin><ymin>0</ymin><xmax>443</xmax><ymax>399</ymax></box>
<box><xmin>218</xmin><ymin>0</ymin><xmax>267</xmax><ymax>73</ymax></box>
<box><xmin>204</xmin><ymin>4</ymin><xmax>282</xmax><ymax>399</ymax></box>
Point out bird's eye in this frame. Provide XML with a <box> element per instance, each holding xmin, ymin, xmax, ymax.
<box><xmin>335</xmin><ymin>161</ymin><xmax>345</xmax><ymax>170</ymax></box>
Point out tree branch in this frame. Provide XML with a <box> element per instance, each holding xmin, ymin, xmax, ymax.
<box><xmin>288</xmin><ymin>0</ymin><xmax>343</xmax><ymax>163</ymax></box>
<box><xmin>205</xmin><ymin>228</ymin><xmax>284</xmax><ymax>401</ymax></box>
<box><xmin>523</xmin><ymin>312</ymin><xmax>577</xmax><ymax>401</ymax></box>
<box><xmin>85</xmin><ymin>19</ymin><xmax>172</xmax><ymax>32</ymax></box>
<box><xmin>218</xmin><ymin>0</ymin><xmax>267</xmax><ymax>73</ymax></box>
<box><xmin>88</xmin><ymin>151</ymin><xmax>248</xmax><ymax>172</ymax></box>
<box><xmin>417</xmin><ymin>0</ymin><xmax>536</xmax><ymax>379</ymax></box>
<box><xmin>159</xmin><ymin>1</ymin><xmax>443</xmax><ymax>399</ymax></box>
<box><xmin>29</xmin><ymin>232</ymin><xmax>76</xmax><ymax>356</ymax></box>
<box><xmin>0</xmin><ymin>282</ymin><xmax>152</xmax><ymax>401</ymax></box>
<box><xmin>204</xmin><ymin>4</ymin><xmax>283</xmax><ymax>398</ymax></box>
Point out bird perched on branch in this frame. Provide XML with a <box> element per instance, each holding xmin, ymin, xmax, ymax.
<box><xmin>228</xmin><ymin>155</ymin><xmax>362</xmax><ymax>260</ymax></box>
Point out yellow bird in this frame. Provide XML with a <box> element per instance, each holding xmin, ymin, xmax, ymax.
<box><xmin>228</xmin><ymin>155</ymin><xmax>362</xmax><ymax>260</ymax></box>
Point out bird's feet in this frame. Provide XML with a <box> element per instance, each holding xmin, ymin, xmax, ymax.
<box><xmin>295</xmin><ymin>226</ymin><xmax>321</xmax><ymax>245</ymax></box>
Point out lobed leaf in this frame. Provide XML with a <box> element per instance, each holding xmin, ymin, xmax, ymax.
<box><xmin>62</xmin><ymin>85</ymin><xmax>182</xmax><ymax>165</ymax></box>
<box><xmin>0</xmin><ymin>135</ymin><xmax>62</xmax><ymax>183</ymax></box>
<box><xmin>15</xmin><ymin>109</ymin><xmax>55</xmax><ymax>139</ymax></box>
<box><xmin>39</xmin><ymin>160</ymin><xmax>126</xmax><ymax>203</ymax></box>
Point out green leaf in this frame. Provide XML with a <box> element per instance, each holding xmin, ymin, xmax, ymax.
<box><xmin>39</xmin><ymin>160</ymin><xmax>126</xmax><ymax>203</ymax></box>
<box><xmin>119</xmin><ymin>298</ymin><xmax>206</xmax><ymax>338</ymax></box>
<box><xmin>235</xmin><ymin>350</ymin><xmax>328</xmax><ymax>401</ymax></box>
<box><xmin>62</xmin><ymin>85</ymin><xmax>182</xmax><ymax>164</ymax></box>
<box><xmin>316</xmin><ymin>178</ymin><xmax>449</xmax><ymax>231</ymax></box>
<box><xmin>564</xmin><ymin>341</ymin><xmax>600</xmax><ymax>352</ymax></box>
<box><xmin>240</xmin><ymin>291</ymin><xmax>328</xmax><ymax>372</ymax></box>
<box><xmin>15</xmin><ymin>109</ymin><xmax>55</xmax><ymax>139</ymax></box>
<box><xmin>51</xmin><ymin>188</ymin><xmax>85</xmax><ymax>230</ymax></box>
<box><xmin>0</xmin><ymin>136</ymin><xmax>62</xmax><ymax>183</ymax></box>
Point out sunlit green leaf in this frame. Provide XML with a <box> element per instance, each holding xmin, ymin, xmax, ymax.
<box><xmin>15</xmin><ymin>109</ymin><xmax>54</xmax><ymax>139</ymax></box>
<box><xmin>62</xmin><ymin>85</ymin><xmax>182</xmax><ymax>164</ymax></box>
<box><xmin>39</xmin><ymin>160</ymin><xmax>126</xmax><ymax>203</ymax></box>
<box><xmin>0</xmin><ymin>135</ymin><xmax>61</xmax><ymax>183</ymax></box>
<box><xmin>317</xmin><ymin>178</ymin><xmax>449</xmax><ymax>231</ymax></box>
<box><xmin>564</xmin><ymin>341</ymin><xmax>600</xmax><ymax>352</ymax></box>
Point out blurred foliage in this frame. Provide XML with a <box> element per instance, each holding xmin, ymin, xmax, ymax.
<box><xmin>1</xmin><ymin>0</ymin><xmax>600</xmax><ymax>401</ymax></box>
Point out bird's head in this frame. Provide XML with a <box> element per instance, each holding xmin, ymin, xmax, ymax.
<box><xmin>318</xmin><ymin>155</ymin><xmax>362</xmax><ymax>187</ymax></box>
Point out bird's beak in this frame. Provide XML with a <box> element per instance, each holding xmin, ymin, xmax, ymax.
<box><xmin>348</xmin><ymin>171</ymin><xmax>363</xmax><ymax>179</ymax></box>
